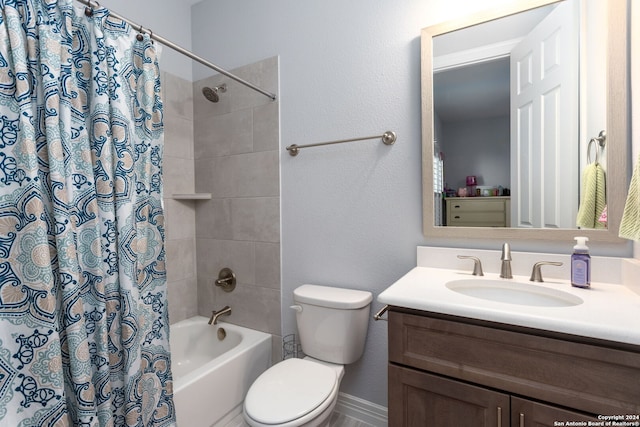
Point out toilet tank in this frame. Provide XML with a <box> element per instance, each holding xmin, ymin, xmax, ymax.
<box><xmin>293</xmin><ymin>284</ymin><xmax>373</xmax><ymax>365</ymax></box>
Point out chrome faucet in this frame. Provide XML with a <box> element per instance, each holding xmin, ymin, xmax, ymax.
<box><xmin>208</xmin><ymin>306</ymin><xmax>231</xmax><ymax>325</ymax></box>
<box><xmin>530</xmin><ymin>261</ymin><xmax>563</xmax><ymax>282</ymax></box>
<box><xmin>500</xmin><ymin>243</ymin><xmax>512</xmax><ymax>279</ymax></box>
<box><xmin>457</xmin><ymin>255</ymin><xmax>484</xmax><ymax>276</ymax></box>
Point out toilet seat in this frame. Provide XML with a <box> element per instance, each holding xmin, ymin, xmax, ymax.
<box><xmin>244</xmin><ymin>358</ymin><xmax>339</xmax><ymax>426</ymax></box>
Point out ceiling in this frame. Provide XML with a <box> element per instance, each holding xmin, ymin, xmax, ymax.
<box><xmin>432</xmin><ymin>3</ymin><xmax>557</xmax><ymax>123</ymax></box>
<box><xmin>434</xmin><ymin>57</ymin><xmax>510</xmax><ymax>122</ymax></box>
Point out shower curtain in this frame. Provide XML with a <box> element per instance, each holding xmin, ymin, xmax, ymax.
<box><xmin>0</xmin><ymin>1</ymin><xmax>175</xmax><ymax>426</ymax></box>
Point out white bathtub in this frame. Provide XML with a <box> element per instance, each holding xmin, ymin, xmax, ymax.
<box><xmin>170</xmin><ymin>316</ymin><xmax>272</xmax><ymax>427</ymax></box>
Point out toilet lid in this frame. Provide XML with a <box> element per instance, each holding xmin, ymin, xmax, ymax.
<box><xmin>244</xmin><ymin>358</ymin><xmax>337</xmax><ymax>425</ymax></box>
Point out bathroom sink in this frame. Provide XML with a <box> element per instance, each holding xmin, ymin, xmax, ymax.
<box><xmin>446</xmin><ymin>279</ymin><xmax>583</xmax><ymax>307</ymax></box>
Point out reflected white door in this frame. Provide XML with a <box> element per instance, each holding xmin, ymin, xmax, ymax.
<box><xmin>510</xmin><ymin>0</ymin><xmax>579</xmax><ymax>228</ymax></box>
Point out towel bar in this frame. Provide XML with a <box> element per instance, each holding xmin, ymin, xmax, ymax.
<box><xmin>286</xmin><ymin>131</ymin><xmax>396</xmax><ymax>156</ymax></box>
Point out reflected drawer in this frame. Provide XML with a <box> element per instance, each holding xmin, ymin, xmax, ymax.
<box><xmin>448</xmin><ymin>211</ymin><xmax>505</xmax><ymax>226</ymax></box>
<box><xmin>447</xmin><ymin>199</ymin><xmax>505</xmax><ymax>212</ymax></box>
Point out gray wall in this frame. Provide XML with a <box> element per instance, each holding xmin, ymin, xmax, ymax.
<box><xmin>193</xmin><ymin>58</ymin><xmax>282</xmax><ymax>361</ymax></box>
<box><xmin>108</xmin><ymin>0</ymin><xmax>640</xmax><ymax>410</ymax></box>
<box><xmin>190</xmin><ymin>0</ymin><xmax>635</xmax><ymax>407</ymax></box>
<box><xmin>162</xmin><ymin>71</ymin><xmax>198</xmax><ymax>324</ymax></box>
<box><xmin>441</xmin><ymin>116</ymin><xmax>510</xmax><ymax>190</ymax></box>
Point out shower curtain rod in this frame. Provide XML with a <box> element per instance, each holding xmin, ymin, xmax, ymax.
<box><xmin>74</xmin><ymin>0</ymin><xmax>277</xmax><ymax>101</ymax></box>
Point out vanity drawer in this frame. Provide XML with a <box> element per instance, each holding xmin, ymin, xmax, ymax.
<box><xmin>388</xmin><ymin>310</ymin><xmax>640</xmax><ymax>415</ymax></box>
<box><xmin>447</xmin><ymin>199</ymin><xmax>505</xmax><ymax>212</ymax></box>
<box><xmin>445</xmin><ymin>198</ymin><xmax>508</xmax><ymax>227</ymax></box>
<box><xmin>448</xmin><ymin>211</ymin><xmax>505</xmax><ymax>226</ymax></box>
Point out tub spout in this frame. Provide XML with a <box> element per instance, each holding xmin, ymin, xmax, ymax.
<box><xmin>208</xmin><ymin>306</ymin><xmax>231</xmax><ymax>325</ymax></box>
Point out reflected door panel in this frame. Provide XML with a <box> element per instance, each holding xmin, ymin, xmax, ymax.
<box><xmin>514</xmin><ymin>101</ymin><xmax>534</xmax><ymax>227</ymax></box>
<box><xmin>510</xmin><ymin>0</ymin><xmax>578</xmax><ymax>229</ymax></box>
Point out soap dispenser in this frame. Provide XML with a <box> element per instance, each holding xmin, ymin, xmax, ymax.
<box><xmin>571</xmin><ymin>236</ymin><xmax>591</xmax><ymax>288</ymax></box>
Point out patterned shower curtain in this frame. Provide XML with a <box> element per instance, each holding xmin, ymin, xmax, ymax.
<box><xmin>0</xmin><ymin>0</ymin><xmax>175</xmax><ymax>426</ymax></box>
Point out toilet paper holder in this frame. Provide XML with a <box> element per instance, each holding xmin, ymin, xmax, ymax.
<box><xmin>373</xmin><ymin>305</ymin><xmax>389</xmax><ymax>321</ymax></box>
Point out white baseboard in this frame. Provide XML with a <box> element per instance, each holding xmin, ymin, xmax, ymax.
<box><xmin>214</xmin><ymin>404</ymin><xmax>247</xmax><ymax>427</ymax></box>
<box><xmin>219</xmin><ymin>393</ymin><xmax>388</xmax><ymax>427</ymax></box>
<box><xmin>334</xmin><ymin>392</ymin><xmax>388</xmax><ymax>426</ymax></box>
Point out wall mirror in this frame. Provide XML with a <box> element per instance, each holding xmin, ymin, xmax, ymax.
<box><xmin>422</xmin><ymin>0</ymin><xmax>629</xmax><ymax>243</ymax></box>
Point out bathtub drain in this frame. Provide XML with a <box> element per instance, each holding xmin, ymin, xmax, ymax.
<box><xmin>217</xmin><ymin>327</ymin><xmax>226</xmax><ymax>341</ymax></box>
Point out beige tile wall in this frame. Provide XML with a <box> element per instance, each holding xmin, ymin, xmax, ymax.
<box><xmin>193</xmin><ymin>57</ymin><xmax>282</xmax><ymax>361</ymax></box>
<box><xmin>161</xmin><ymin>71</ymin><xmax>199</xmax><ymax>324</ymax></box>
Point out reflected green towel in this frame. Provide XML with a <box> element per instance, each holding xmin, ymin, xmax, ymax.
<box><xmin>576</xmin><ymin>163</ymin><xmax>606</xmax><ymax>229</ymax></box>
<box><xmin>619</xmin><ymin>153</ymin><xmax>640</xmax><ymax>240</ymax></box>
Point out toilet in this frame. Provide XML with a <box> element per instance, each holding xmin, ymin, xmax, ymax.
<box><xmin>243</xmin><ymin>284</ymin><xmax>373</xmax><ymax>427</ymax></box>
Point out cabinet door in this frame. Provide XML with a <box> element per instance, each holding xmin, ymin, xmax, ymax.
<box><xmin>389</xmin><ymin>364</ymin><xmax>510</xmax><ymax>427</ymax></box>
<box><xmin>511</xmin><ymin>397</ymin><xmax>598</xmax><ymax>426</ymax></box>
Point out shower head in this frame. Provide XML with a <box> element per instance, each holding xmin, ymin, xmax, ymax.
<box><xmin>202</xmin><ymin>84</ymin><xmax>227</xmax><ymax>103</ymax></box>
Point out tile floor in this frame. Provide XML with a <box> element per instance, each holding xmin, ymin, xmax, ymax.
<box><xmin>329</xmin><ymin>411</ymin><xmax>374</xmax><ymax>426</ymax></box>
<box><xmin>227</xmin><ymin>410</ymin><xmax>373</xmax><ymax>427</ymax></box>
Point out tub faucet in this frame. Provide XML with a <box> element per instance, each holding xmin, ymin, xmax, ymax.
<box><xmin>500</xmin><ymin>243</ymin><xmax>512</xmax><ymax>279</ymax></box>
<box><xmin>208</xmin><ymin>306</ymin><xmax>231</xmax><ymax>325</ymax></box>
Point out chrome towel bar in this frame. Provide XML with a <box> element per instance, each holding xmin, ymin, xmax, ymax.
<box><xmin>286</xmin><ymin>131</ymin><xmax>396</xmax><ymax>156</ymax></box>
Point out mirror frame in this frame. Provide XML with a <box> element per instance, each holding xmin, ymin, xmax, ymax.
<box><xmin>422</xmin><ymin>0</ymin><xmax>629</xmax><ymax>243</ymax></box>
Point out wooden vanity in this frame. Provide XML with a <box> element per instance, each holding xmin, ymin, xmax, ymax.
<box><xmin>445</xmin><ymin>197</ymin><xmax>510</xmax><ymax>227</ymax></box>
<box><xmin>387</xmin><ymin>307</ymin><xmax>640</xmax><ymax>426</ymax></box>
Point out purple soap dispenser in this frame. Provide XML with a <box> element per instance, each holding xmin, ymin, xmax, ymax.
<box><xmin>571</xmin><ymin>236</ymin><xmax>591</xmax><ymax>288</ymax></box>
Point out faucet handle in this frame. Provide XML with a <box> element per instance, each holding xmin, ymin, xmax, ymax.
<box><xmin>215</xmin><ymin>268</ymin><xmax>236</xmax><ymax>292</ymax></box>
<box><xmin>457</xmin><ymin>255</ymin><xmax>484</xmax><ymax>276</ymax></box>
<box><xmin>530</xmin><ymin>261</ymin><xmax>563</xmax><ymax>282</ymax></box>
<box><xmin>501</xmin><ymin>243</ymin><xmax>512</xmax><ymax>261</ymax></box>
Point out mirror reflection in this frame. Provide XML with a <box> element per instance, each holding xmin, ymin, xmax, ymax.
<box><xmin>431</xmin><ymin>0</ymin><xmax>608</xmax><ymax>229</ymax></box>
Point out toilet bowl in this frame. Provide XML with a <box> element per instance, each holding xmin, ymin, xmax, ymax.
<box><xmin>243</xmin><ymin>357</ymin><xmax>344</xmax><ymax>427</ymax></box>
<box><xmin>243</xmin><ymin>284</ymin><xmax>372</xmax><ymax>427</ymax></box>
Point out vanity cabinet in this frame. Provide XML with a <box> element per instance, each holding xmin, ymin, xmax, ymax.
<box><xmin>445</xmin><ymin>197</ymin><xmax>510</xmax><ymax>227</ymax></box>
<box><xmin>389</xmin><ymin>365</ymin><xmax>510</xmax><ymax>426</ymax></box>
<box><xmin>510</xmin><ymin>398</ymin><xmax>599</xmax><ymax>426</ymax></box>
<box><xmin>388</xmin><ymin>308</ymin><xmax>640</xmax><ymax>426</ymax></box>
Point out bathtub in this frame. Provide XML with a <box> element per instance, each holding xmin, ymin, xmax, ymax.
<box><xmin>170</xmin><ymin>316</ymin><xmax>272</xmax><ymax>427</ymax></box>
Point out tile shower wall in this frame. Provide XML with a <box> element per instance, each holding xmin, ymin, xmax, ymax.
<box><xmin>161</xmin><ymin>71</ymin><xmax>198</xmax><ymax>324</ymax></box>
<box><xmin>193</xmin><ymin>57</ymin><xmax>282</xmax><ymax>359</ymax></box>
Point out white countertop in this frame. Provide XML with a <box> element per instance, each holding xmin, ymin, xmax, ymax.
<box><xmin>378</xmin><ymin>265</ymin><xmax>640</xmax><ymax>346</ymax></box>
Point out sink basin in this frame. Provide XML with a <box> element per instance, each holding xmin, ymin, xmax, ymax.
<box><xmin>446</xmin><ymin>279</ymin><xmax>583</xmax><ymax>307</ymax></box>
